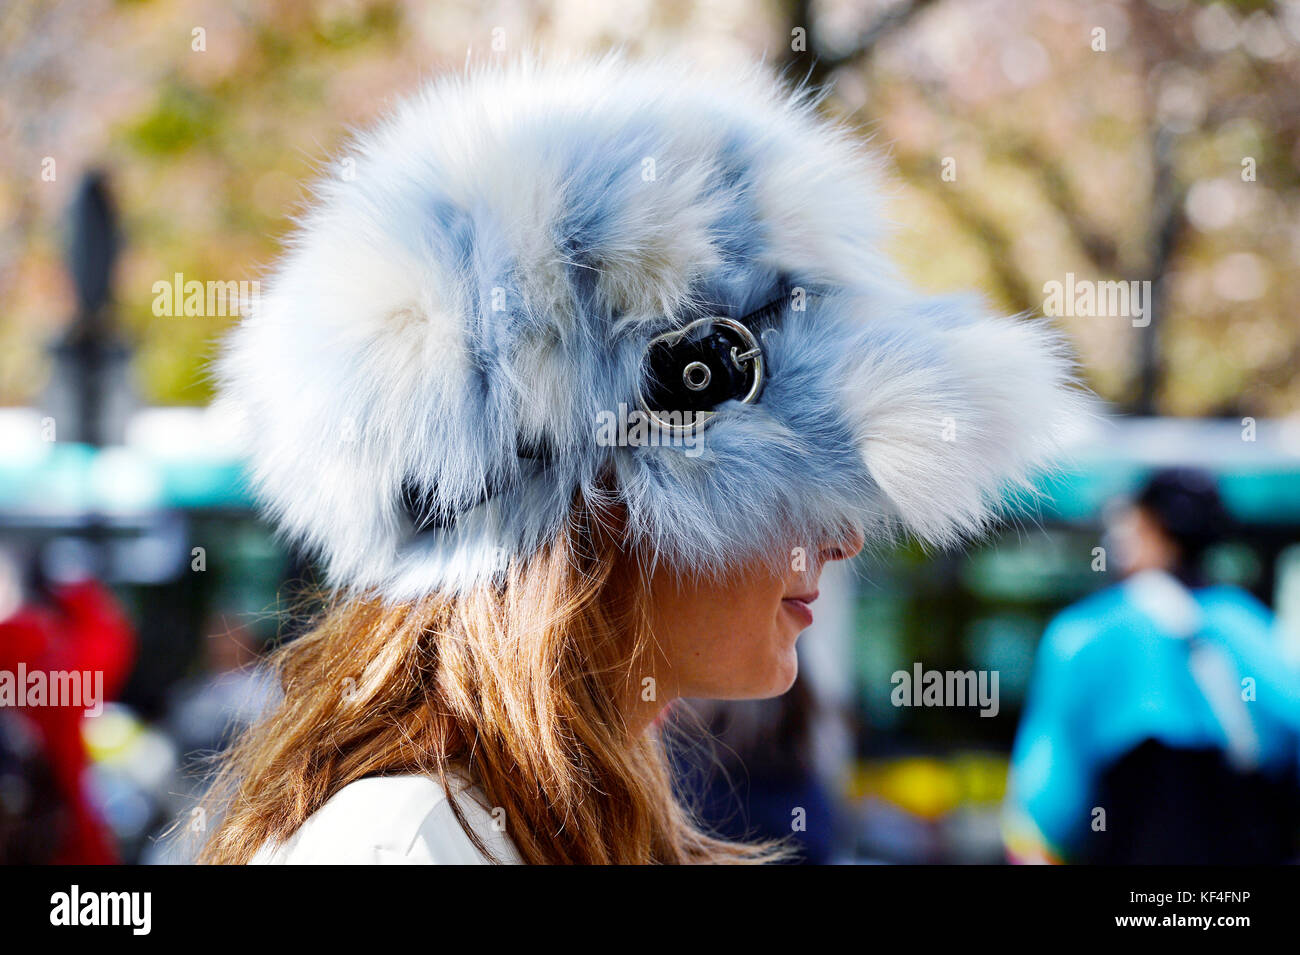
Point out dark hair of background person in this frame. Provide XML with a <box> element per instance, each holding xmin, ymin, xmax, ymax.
<box><xmin>1134</xmin><ymin>467</ymin><xmax>1232</xmax><ymax>588</ymax></box>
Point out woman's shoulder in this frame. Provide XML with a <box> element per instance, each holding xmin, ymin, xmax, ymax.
<box><xmin>249</xmin><ymin>773</ymin><xmax>521</xmax><ymax>865</ymax></box>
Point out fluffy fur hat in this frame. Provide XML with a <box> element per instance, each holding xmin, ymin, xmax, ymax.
<box><xmin>216</xmin><ymin>55</ymin><xmax>1089</xmax><ymax>600</ymax></box>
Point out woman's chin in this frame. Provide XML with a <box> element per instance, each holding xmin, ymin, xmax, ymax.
<box><xmin>752</xmin><ymin>650</ymin><xmax>799</xmax><ymax>699</ymax></box>
<box><xmin>704</xmin><ymin>652</ymin><xmax>799</xmax><ymax>700</ymax></box>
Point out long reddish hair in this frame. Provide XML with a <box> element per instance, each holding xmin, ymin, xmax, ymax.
<box><xmin>199</xmin><ymin>497</ymin><xmax>784</xmax><ymax>864</ymax></box>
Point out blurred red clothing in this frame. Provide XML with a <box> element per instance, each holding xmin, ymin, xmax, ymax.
<box><xmin>0</xmin><ymin>580</ymin><xmax>135</xmax><ymax>864</ymax></box>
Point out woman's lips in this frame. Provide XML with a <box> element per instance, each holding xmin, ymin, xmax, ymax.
<box><xmin>781</xmin><ymin>591</ymin><xmax>818</xmax><ymax>627</ymax></box>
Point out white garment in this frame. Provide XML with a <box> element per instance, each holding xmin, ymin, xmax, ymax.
<box><xmin>249</xmin><ymin>774</ymin><xmax>522</xmax><ymax>865</ymax></box>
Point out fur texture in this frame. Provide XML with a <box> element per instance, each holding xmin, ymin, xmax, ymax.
<box><xmin>216</xmin><ymin>55</ymin><xmax>1091</xmax><ymax>599</ymax></box>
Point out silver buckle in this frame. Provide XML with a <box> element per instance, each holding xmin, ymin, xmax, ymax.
<box><xmin>636</xmin><ymin>316</ymin><xmax>765</xmax><ymax>435</ymax></box>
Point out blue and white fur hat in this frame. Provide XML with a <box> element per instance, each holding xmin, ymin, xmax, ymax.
<box><xmin>216</xmin><ymin>55</ymin><xmax>1090</xmax><ymax>600</ymax></box>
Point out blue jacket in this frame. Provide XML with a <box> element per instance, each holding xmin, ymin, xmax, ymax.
<box><xmin>1006</xmin><ymin>573</ymin><xmax>1300</xmax><ymax>860</ymax></box>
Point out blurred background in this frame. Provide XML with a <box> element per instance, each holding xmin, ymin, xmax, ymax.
<box><xmin>1</xmin><ymin>0</ymin><xmax>1298</xmax><ymax>864</ymax></box>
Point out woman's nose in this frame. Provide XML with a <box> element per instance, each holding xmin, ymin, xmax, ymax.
<box><xmin>819</xmin><ymin>524</ymin><xmax>865</xmax><ymax>564</ymax></box>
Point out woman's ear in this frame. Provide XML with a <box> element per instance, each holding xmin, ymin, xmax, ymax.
<box><xmin>839</xmin><ymin>296</ymin><xmax>1094</xmax><ymax>546</ymax></box>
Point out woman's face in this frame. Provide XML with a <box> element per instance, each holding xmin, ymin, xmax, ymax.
<box><xmin>1107</xmin><ymin>504</ymin><xmax>1179</xmax><ymax>577</ymax></box>
<box><xmin>645</xmin><ymin>527</ymin><xmax>864</xmax><ymax>704</ymax></box>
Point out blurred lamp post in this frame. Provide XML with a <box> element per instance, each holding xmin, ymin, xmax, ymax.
<box><xmin>44</xmin><ymin>171</ymin><xmax>133</xmax><ymax>447</ymax></box>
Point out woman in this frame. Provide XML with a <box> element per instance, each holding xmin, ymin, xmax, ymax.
<box><xmin>202</xmin><ymin>56</ymin><xmax>1086</xmax><ymax>864</ymax></box>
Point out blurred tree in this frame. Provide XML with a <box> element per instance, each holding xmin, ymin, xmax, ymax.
<box><xmin>781</xmin><ymin>0</ymin><xmax>1300</xmax><ymax>417</ymax></box>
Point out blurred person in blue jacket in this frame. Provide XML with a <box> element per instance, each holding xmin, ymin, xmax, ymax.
<box><xmin>1005</xmin><ymin>468</ymin><xmax>1300</xmax><ymax>864</ymax></box>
